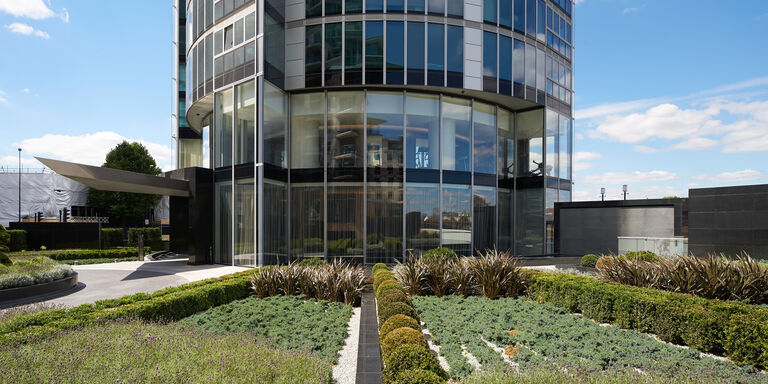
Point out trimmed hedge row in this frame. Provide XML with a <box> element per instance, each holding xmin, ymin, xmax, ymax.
<box><xmin>7</xmin><ymin>230</ymin><xmax>26</xmax><ymax>252</ymax></box>
<box><xmin>0</xmin><ymin>270</ymin><xmax>254</xmax><ymax>345</ymax></box>
<box><xmin>374</xmin><ymin>265</ymin><xmax>446</xmax><ymax>384</ymax></box>
<box><xmin>12</xmin><ymin>248</ymin><xmax>146</xmax><ymax>261</ymax></box>
<box><xmin>524</xmin><ymin>270</ymin><xmax>768</xmax><ymax>368</ymax></box>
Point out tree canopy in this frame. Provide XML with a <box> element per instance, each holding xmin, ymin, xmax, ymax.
<box><xmin>87</xmin><ymin>141</ymin><xmax>162</xmax><ymax>227</ymax></box>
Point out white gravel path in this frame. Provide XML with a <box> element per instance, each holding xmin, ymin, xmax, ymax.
<box><xmin>421</xmin><ymin>325</ymin><xmax>452</xmax><ymax>373</ymax></box>
<box><xmin>332</xmin><ymin>307</ymin><xmax>361</xmax><ymax>384</ymax></box>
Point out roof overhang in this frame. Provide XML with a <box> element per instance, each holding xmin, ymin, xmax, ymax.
<box><xmin>36</xmin><ymin>157</ymin><xmax>190</xmax><ymax>197</ymax></box>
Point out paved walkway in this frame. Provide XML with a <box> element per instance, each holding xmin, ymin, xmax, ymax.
<box><xmin>1</xmin><ymin>259</ymin><xmax>250</xmax><ymax>309</ymax></box>
<box><xmin>356</xmin><ymin>291</ymin><xmax>383</xmax><ymax>384</ymax></box>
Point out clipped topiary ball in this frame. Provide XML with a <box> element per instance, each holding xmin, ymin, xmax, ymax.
<box><xmin>383</xmin><ymin>345</ymin><xmax>447</xmax><ymax>382</ymax></box>
<box><xmin>391</xmin><ymin>368</ymin><xmax>446</xmax><ymax>384</ymax></box>
<box><xmin>377</xmin><ymin>282</ymin><xmax>406</xmax><ymax>297</ymax></box>
<box><xmin>372</xmin><ymin>263</ymin><xmax>388</xmax><ymax>274</ymax></box>
<box><xmin>421</xmin><ymin>247</ymin><xmax>458</xmax><ymax>263</ymax></box>
<box><xmin>379</xmin><ymin>314</ymin><xmax>421</xmax><ymax>343</ymax></box>
<box><xmin>374</xmin><ymin>277</ymin><xmax>398</xmax><ymax>293</ymax></box>
<box><xmin>580</xmin><ymin>254</ymin><xmax>598</xmax><ymax>268</ymax></box>
<box><xmin>381</xmin><ymin>327</ymin><xmax>428</xmax><ymax>360</ymax></box>
<box><xmin>374</xmin><ymin>270</ymin><xmax>394</xmax><ymax>283</ymax></box>
<box><xmin>377</xmin><ymin>290</ymin><xmax>412</xmax><ymax>310</ymax></box>
<box><xmin>379</xmin><ymin>302</ymin><xmax>420</xmax><ymax>329</ymax></box>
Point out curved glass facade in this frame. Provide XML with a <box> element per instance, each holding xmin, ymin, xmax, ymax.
<box><xmin>176</xmin><ymin>0</ymin><xmax>574</xmax><ymax>265</ymax></box>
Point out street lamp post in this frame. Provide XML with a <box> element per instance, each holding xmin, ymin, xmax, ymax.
<box><xmin>600</xmin><ymin>187</ymin><xmax>606</xmax><ymax>202</ymax></box>
<box><xmin>18</xmin><ymin>148</ymin><xmax>21</xmax><ymax>222</ymax></box>
<box><xmin>622</xmin><ymin>184</ymin><xmax>628</xmax><ymax>201</ymax></box>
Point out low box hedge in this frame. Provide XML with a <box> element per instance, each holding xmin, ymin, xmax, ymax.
<box><xmin>0</xmin><ymin>270</ymin><xmax>254</xmax><ymax>345</ymax></box>
<box><xmin>12</xmin><ymin>248</ymin><xmax>146</xmax><ymax>261</ymax></box>
<box><xmin>127</xmin><ymin>227</ymin><xmax>162</xmax><ymax>249</ymax></box>
<box><xmin>101</xmin><ymin>228</ymin><xmax>124</xmax><ymax>248</ymax></box>
<box><xmin>524</xmin><ymin>270</ymin><xmax>768</xmax><ymax>368</ymax></box>
<box><xmin>7</xmin><ymin>230</ymin><xmax>27</xmax><ymax>252</ymax></box>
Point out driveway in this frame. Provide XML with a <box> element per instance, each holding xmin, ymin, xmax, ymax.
<box><xmin>1</xmin><ymin>259</ymin><xmax>251</xmax><ymax>309</ymax></box>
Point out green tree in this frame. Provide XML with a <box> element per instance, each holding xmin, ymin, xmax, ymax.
<box><xmin>87</xmin><ymin>141</ymin><xmax>162</xmax><ymax>227</ymax></box>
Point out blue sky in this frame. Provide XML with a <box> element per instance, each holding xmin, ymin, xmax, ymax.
<box><xmin>1</xmin><ymin>0</ymin><xmax>767</xmax><ymax>200</ymax></box>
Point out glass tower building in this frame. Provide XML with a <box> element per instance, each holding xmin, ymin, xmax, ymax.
<box><xmin>175</xmin><ymin>0</ymin><xmax>574</xmax><ymax>266</ymax></box>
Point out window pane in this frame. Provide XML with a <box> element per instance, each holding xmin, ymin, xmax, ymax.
<box><xmin>214</xmin><ymin>30</ymin><xmax>222</xmax><ymax>55</ymax></box>
<box><xmin>447</xmin><ymin>0</ymin><xmax>463</xmax><ymax>16</ymax></box>
<box><xmin>234</xmin><ymin>19</ymin><xmax>244</xmax><ymax>46</ymax></box>
<box><xmin>406</xmin><ymin>94</ymin><xmax>439</xmax><ymax>170</ymax></box>
<box><xmin>305</xmin><ymin>25</ymin><xmax>322</xmax><ymax>87</ymax></box>
<box><xmin>326</xmin><ymin>0</ymin><xmax>342</xmax><ymax>15</ymax></box>
<box><xmin>525</xmin><ymin>43</ymin><xmax>535</xmax><ymax>87</ymax></box>
<box><xmin>407</xmin><ymin>22</ymin><xmax>424</xmax><ymax>85</ymax></box>
<box><xmin>427</xmin><ymin>23</ymin><xmax>444</xmax><ymax>86</ymax></box>
<box><xmin>224</xmin><ymin>25</ymin><xmax>234</xmax><ymax>49</ymax></box>
<box><xmin>428</xmin><ymin>0</ymin><xmax>444</xmax><ymax>15</ymax></box>
<box><xmin>367</xmin><ymin>92</ymin><xmax>404</xmax><ymax>170</ymax></box>
<box><xmin>386</xmin><ymin>21</ymin><xmax>404</xmax><ymax>84</ymax></box>
<box><xmin>264</xmin><ymin>180</ymin><xmax>288</xmax><ymax>264</ymax></box>
<box><xmin>365</xmin><ymin>21</ymin><xmax>384</xmax><ymax>84</ymax></box>
<box><xmin>483</xmin><ymin>31</ymin><xmax>497</xmax><ymax>92</ymax></box>
<box><xmin>446</xmin><ymin>26</ymin><xmax>463</xmax><ymax>87</ymax></box>
<box><xmin>515</xmin><ymin>109</ymin><xmax>544</xmax><ymax>255</ymax></box>
<box><xmin>264</xmin><ymin>81</ymin><xmax>287</xmax><ymax>168</ymax></box>
<box><xmin>206</xmin><ymin>0</ymin><xmax>213</xmax><ymax>27</ymax></box>
<box><xmin>499</xmin><ymin>0</ymin><xmax>511</xmax><ymax>28</ymax></box>
<box><xmin>214</xmin><ymin>88</ymin><xmax>233</xmax><ymax>167</ymax></box>
<box><xmin>559</xmin><ymin>116</ymin><xmax>571</xmax><ymax>181</ymax></box>
<box><xmin>214</xmin><ymin>181</ymin><xmax>232</xmax><ymax>264</ymax></box>
<box><xmin>367</xmin><ymin>182</ymin><xmax>403</xmax><ymax>263</ymax></box>
<box><xmin>291</xmin><ymin>184</ymin><xmax>324</xmax><ymax>257</ymax></box>
<box><xmin>442</xmin><ymin>96</ymin><xmax>471</xmax><ymax>172</ymax></box>
<box><xmin>473</xmin><ymin>186</ymin><xmax>496</xmax><ymax>252</ymax></box>
<box><xmin>234</xmin><ymin>80</ymin><xmax>255</xmax><ymax>164</ymax></box>
<box><xmin>537</xmin><ymin>0</ymin><xmax>546</xmax><ymax>40</ymax></box>
<box><xmin>517</xmin><ymin>108</ymin><xmax>542</xmax><ymax>177</ymax></box>
<box><xmin>473</xmin><ymin>102</ymin><xmax>496</xmax><ymax>175</ymax></box>
<box><xmin>513</xmin><ymin>0</ymin><xmax>524</xmax><ymax>33</ymax></box>
<box><xmin>327</xmin><ymin>184</ymin><xmax>364</xmax><ymax>260</ymax></box>
<box><xmin>307</xmin><ymin>0</ymin><xmax>322</xmax><ymax>17</ymax></box>
<box><xmin>367</xmin><ymin>0</ymin><xmax>383</xmax><ymax>12</ymax></box>
<box><xmin>328</xmin><ymin>92</ymin><xmax>365</xmax><ymax>169</ymax></box>
<box><xmin>513</xmin><ymin>39</ymin><xmax>525</xmax><ymax>89</ymax></box>
<box><xmin>345</xmin><ymin>21</ymin><xmax>363</xmax><ymax>84</ymax></box>
<box><xmin>408</xmin><ymin>0</ymin><xmax>425</xmax><ymax>13</ymax></box>
<box><xmin>245</xmin><ymin>13</ymin><xmax>255</xmax><ymax>40</ymax></box>
<box><xmin>484</xmin><ymin>0</ymin><xmax>497</xmax><ymax>24</ymax></box>
<box><xmin>205</xmin><ymin>34</ymin><xmax>213</xmax><ymax>81</ymax></box>
<box><xmin>499</xmin><ymin>35</ymin><xmax>511</xmax><ymax>95</ymax></box>
<box><xmin>265</xmin><ymin>12</ymin><xmax>284</xmax><ymax>87</ymax></box>
<box><xmin>526</xmin><ymin>0</ymin><xmax>535</xmax><ymax>35</ymax></box>
<box><xmin>325</xmin><ymin>23</ymin><xmax>343</xmax><ymax>86</ymax></box>
<box><xmin>405</xmin><ymin>183</ymin><xmax>440</xmax><ymax>252</ymax></box>
<box><xmin>346</xmin><ymin>0</ymin><xmax>362</xmax><ymax>13</ymax></box>
<box><xmin>497</xmin><ymin>108</ymin><xmax>514</xmax><ymax>180</ymax></box>
<box><xmin>442</xmin><ymin>184</ymin><xmax>471</xmax><ymax>255</ymax></box>
<box><xmin>498</xmin><ymin>187</ymin><xmax>513</xmax><ymax>251</ymax></box>
<box><xmin>545</xmin><ymin>109</ymin><xmax>557</xmax><ymax>177</ymax></box>
<box><xmin>388</xmin><ymin>0</ymin><xmax>404</xmax><ymax>12</ymax></box>
<box><xmin>291</xmin><ymin>93</ymin><xmax>324</xmax><ymax>169</ymax></box>
<box><xmin>234</xmin><ymin>178</ymin><xmax>255</xmax><ymax>267</ymax></box>
<box><xmin>536</xmin><ymin>48</ymin><xmax>545</xmax><ymax>91</ymax></box>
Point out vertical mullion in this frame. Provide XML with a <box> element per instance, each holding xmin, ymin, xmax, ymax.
<box><xmin>362</xmin><ymin>90</ymin><xmax>368</xmax><ymax>264</ymax></box>
<box><xmin>231</xmin><ymin>87</ymin><xmax>235</xmax><ymax>266</ymax></box>
<box><xmin>438</xmin><ymin>94</ymin><xmax>443</xmax><ymax>249</ymax></box>
<box><xmin>401</xmin><ymin>90</ymin><xmax>407</xmax><ymax>262</ymax></box>
<box><xmin>323</xmin><ymin>91</ymin><xmax>328</xmax><ymax>261</ymax></box>
<box><xmin>469</xmin><ymin>99</ymin><xmax>474</xmax><ymax>256</ymax></box>
<box><xmin>256</xmin><ymin>78</ymin><xmax>264</xmax><ymax>266</ymax></box>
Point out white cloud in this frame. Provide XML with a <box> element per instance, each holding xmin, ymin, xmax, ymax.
<box><xmin>0</xmin><ymin>155</ymin><xmax>38</xmax><ymax>170</ymax></box>
<box><xmin>572</xmin><ymin>184</ymin><xmax>687</xmax><ymax>201</ymax></box>
<box><xmin>692</xmin><ymin>169</ymin><xmax>764</xmax><ymax>184</ymax></box>
<box><xmin>633</xmin><ymin>145</ymin><xmax>657</xmax><ymax>153</ymax></box>
<box><xmin>0</xmin><ymin>90</ymin><xmax>7</xmax><ymax>103</ymax></box>
<box><xmin>0</xmin><ymin>0</ymin><xmax>67</xmax><ymax>21</ymax></box>
<box><xmin>581</xmin><ymin>170</ymin><xmax>678</xmax><ymax>185</ymax></box>
<box><xmin>573</xmin><ymin>152</ymin><xmax>602</xmax><ymax>171</ymax></box>
<box><xmin>668</xmin><ymin>137</ymin><xmax>718</xmax><ymax>151</ymax></box>
<box><xmin>623</xmin><ymin>5</ymin><xmax>645</xmax><ymax>14</ymax></box>
<box><xmin>22</xmin><ymin>88</ymin><xmax>30</xmax><ymax>93</ymax></box>
<box><xmin>6</xmin><ymin>22</ymin><xmax>49</xmax><ymax>38</ymax></box>
<box><xmin>16</xmin><ymin>132</ymin><xmax>173</xmax><ymax>171</ymax></box>
<box><xmin>590</xmin><ymin>103</ymin><xmax>721</xmax><ymax>144</ymax></box>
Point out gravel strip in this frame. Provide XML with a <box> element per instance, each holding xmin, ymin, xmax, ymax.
<box><xmin>332</xmin><ymin>306</ymin><xmax>361</xmax><ymax>384</ymax></box>
<box><xmin>421</xmin><ymin>325</ymin><xmax>451</xmax><ymax>373</ymax></box>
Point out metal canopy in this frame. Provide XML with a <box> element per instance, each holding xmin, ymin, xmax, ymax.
<box><xmin>36</xmin><ymin>157</ymin><xmax>190</xmax><ymax>197</ymax></box>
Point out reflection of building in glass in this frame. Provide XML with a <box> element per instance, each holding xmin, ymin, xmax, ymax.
<box><xmin>177</xmin><ymin>0</ymin><xmax>574</xmax><ymax>265</ymax></box>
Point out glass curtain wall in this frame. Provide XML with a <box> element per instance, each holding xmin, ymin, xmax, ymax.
<box><xmin>214</xmin><ymin>88</ymin><xmax>234</xmax><ymax>167</ymax></box>
<box><xmin>215</xmin><ymin>181</ymin><xmax>232</xmax><ymax>264</ymax></box>
<box><xmin>473</xmin><ymin>186</ymin><xmax>496</xmax><ymax>251</ymax></box>
<box><xmin>406</xmin><ymin>183</ymin><xmax>440</xmax><ymax>252</ymax></box>
<box><xmin>291</xmin><ymin>185</ymin><xmax>324</xmax><ymax>258</ymax></box>
<box><xmin>442</xmin><ymin>184</ymin><xmax>471</xmax><ymax>254</ymax></box>
<box><xmin>473</xmin><ymin>102</ymin><xmax>497</xmax><ymax>175</ymax></box>
<box><xmin>406</xmin><ymin>94</ymin><xmax>439</xmax><ymax>170</ymax></box>
<box><xmin>234</xmin><ymin>178</ymin><xmax>255</xmax><ymax>266</ymax></box>
<box><xmin>497</xmin><ymin>108</ymin><xmax>514</xmax><ymax>252</ymax></box>
<box><xmin>442</xmin><ymin>97</ymin><xmax>471</xmax><ymax>173</ymax></box>
<box><xmin>515</xmin><ymin>109</ymin><xmax>544</xmax><ymax>255</ymax></box>
<box><xmin>264</xmin><ymin>81</ymin><xmax>286</xmax><ymax>168</ymax></box>
<box><xmin>235</xmin><ymin>80</ymin><xmax>255</xmax><ymax>164</ymax></box>
<box><xmin>291</xmin><ymin>93</ymin><xmax>324</xmax><ymax>170</ymax></box>
<box><xmin>264</xmin><ymin>180</ymin><xmax>288</xmax><ymax>264</ymax></box>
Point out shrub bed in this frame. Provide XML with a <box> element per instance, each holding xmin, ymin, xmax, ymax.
<box><xmin>0</xmin><ymin>257</ymin><xmax>74</xmax><ymax>290</ymax></box>
<box><xmin>7</xmin><ymin>230</ymin><xmax>26</xmax><ymax>252</ymax></box>
<box><xmin>383</xmin><ymin>345</ymin><xmax>447</xmax><ymax>383</ymax></box>
<box><xmin>250</xmin><ymin>261</ymin><xmax>366</xmax><ymax>305</ymax></box>
<box><xmin>380</xmin><ymin>314</ymin><xmax>421</xmax><ymax>342</ymax></box>
<box><xmin>59</xmin><ymin>257</ymin><xmax>139</xmax><ymax>265</ymax></box>
<box><xmin>9</xmin><ymin>248</ymin><xmax>145</xmax><ymax>261</ymax></box>
<box><xmin>580</xmin><ymin>254</ymin><xmax>598</xmax><ymax>268</ymax></box>
<box><xmin>127</xmin><ymin>227</ymin><xmax>162</xmax><ymax>249</ymax></box>
<box><xmin>100</xmin><ymin>228</ymin><xmax>124</xmax><ymax>248</ymax></box>
<box><xmin>0</xmin><ymin>270</ymin><xmax>254</xmax><ymax>345</ymax></box>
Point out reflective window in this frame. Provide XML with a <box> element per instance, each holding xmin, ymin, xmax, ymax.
<box><xmin>428</xmin><ymin>0</ymin><xmax>444</xmax><ymax>15</ymax></box>
<box><xmin>405</xmin><ymin>183</ymin><xmax>440</xmax><ymax>252</ymax></box>
<box><xmin>406</xmin><ymin>94</ymin><xmax>439</xmax><ymax>170</ymax></box>
<box><xmin>205</xmin><ymin>34</ymin><xmax>213</xmax><ymax>82</ymax></box>
<box><xmin>516</xmin><ymin>109</ymin><xmax>544</xmax><ymax>256</ymax></box>
<box><xmin>206</xmin><ymin>0</ymin><xmax>213</xmax><ymax>27</ymax></box>
<box><xmin>234</xmin><ymin>80</ymin><xmax>255</xmax><ymax>164</ymax></box>
<box><xmin>328</xmin><ymin>184</ymin><xmax>364</xmax><ymax>260</ymax></box>
<box><xmin>497</xmin><ymin>187</ymin><xmax>513</xmax><ymax>251</ymax></box>
<box><xmin>345</xmin><ymin>22</ymin><xmax>363</xmax><ymax>84</ymax></box>
<box><xmin>525</xmin><ymin>43</ymin><xmax>535</xmax><ymax>87</ymax></box>
<box><xmin>367</xmin><ymin>0</ymin><xmax>383</xmax><ymax>12</ymax></box>
<box><xmin>386</xmin><ymin>21</ymin><xmax>404</xmax><ymax>84</ymax></box>
<box><xmin>325</xmin><ymin>23</ymin><xmax>343</xmax><ymax>86</ymax></box>
<box><xmin>408</xmin><ymin>0</ymin><xmax>425</xmax><ymax>13</ymax></box>
<box><xmin>484</xmin><ymin>0</ymin><xmax>497</xmax><ymax>24</ymax></box>
<box><xmin>346</xmin><ymin>0</ymin><xmax>363</xmax><ymax>13</ymax></box>
<box><xmin>497</xmin><ymin>108</ymin><xmax>515</xmax><ymax>180</ymax></box>
<box><xmin>427</xmin><ymin>23</ymin><xmax>444</xmax><ymax>87</ymax></box>
<box><xmin>442</xmin><ymin>96</ymin><xmax>471</xmax><ymax>172</ymax></box>
<box><xmin>513</xmin><ymin>0</ymin><xmax>525</xmax><ymax>33</ymax></box>
<box><xmin>367</xmin><ymin>92</ymin><xmax>404</xmax><ymax>171</ymax></box>
<box><xmin>545</xmin><ymin>109</ymin><xmax>556</xmax><ymax>177</ymax></box>
<box><xmin>446</xmin><ymin>26</ymin><xmax>463</xmax><ymax>88</ymax></box>
<box><xmin>291</xmin><ymin>184</ymin><xmax>324</xmax><ymax>257</ymax></box>
<box><xmin>367</xmin><ymin>182</ymin><xmax>403</xmax><ymax>263</ymax></box>
<box><xmin>407</xmin><ymin>22</ymin><xmax>424</xmax><ymax>85</ymax></box>
<box><xmin>264</xmin><ymin>180</ymin><xmax>288</xmax><ymax>264</ymax></box>
<box><xmin>447</xmin><ymin>0</ymin><xmax>463</xmax><ymax>16</ymax></box>
<box><xmin>214</xmin><ymin>30</ymin><xmax>222</xmax><ymax>55</ymax></box>
<box><xmin>388</xmin><ymin>0</ymin><xmax>404</xmax><ymax>12</ymax></box>
<box><xmin>290</xmin><ymin>93</ymin><xmax>324</xmax><ymax>169</ymax></box>
<box><xmin>482</xmin><ymin>31</ymin><xmax>497</xmax><ymax>93</ymax></box>
<box><xmin>526</xmin><ymin>0</ymin><xmax>536</xmax><ymax>35</ymax></box>
<box><xmin>473</xmin><ymin>186</ymin><xmax>496</xmax><ymax>252</ymax></box>
<box><xmin>328</xmin><ymin>92</ymin><xmax>365</xmax><ymax>170</ymax></box>
<box><xmin>513</xmin><ymin>39</ymin><xmax>525</xmax><ymax>96</ymax></box>
<box><xmin>473</xmin><ymin>102</ymin><xmax>496</xmax><ymax>175</ymax></box>
<box><xmin>442</xmin><ymin>184</ymin><xmax>471</xmax><ymax>255</ymax></box>
<box><xmin>264</xmin><ymin>9</ymin><xmax>284</xmax><ymax>88</ymax></box>
<box><xmin>214</xmin><ymin>88</ymin><xmax>233</xmax><ymax>167</ymax></box>
<box><xmin>326</xmin><ymin>0</ymin><xmax>342</xmax><ymax>15</ymax></box>
<box><xmin>307</xmin><ymin>0</ymin><xmax>322</xmax><ymax>17</ymax></box>
<box><xmin>499</xmin><ymin>35</ymin><xmax>512</xmax><ymax>95</ymax></box>
<box><xmin>365</xmin><ymin>21</ymin><xmax>384</xmax><ymax>84</ymax></box>
<box><xmin>536</xmin><ymin>48</ymin><xmax>545</xmax><ymax>91</ymax></box>
<box><xmin>245</xmin><ymin>13</ymin><xmax>255</xmax><ymax>40</ymax></box>
<box><xmin>214</xmin><ymin>181</ymin><xmax>232</xmax><ymax>264</ymax></box>
<box><xmin>234</xmin><ymin>19</ymin><xmax>243</xmax><ymax>46</ymax></box>
<box><xmin>517</xmin><ymin>108</ymin><xmax>542</xmax><ymax>177</ymax></box>
<box><xmin>264</xmin><ymin>81</ymin><xmax>287</xmax><ymax>168</ymax></box>
<box><xmin>499</xmin><ymin>0</ymin><xmax>512</xmax><ymax>28</ymax></box>
<box><xmin>305</xmin><ymin>24</ymin><xmax>323</xmax><ymax>87</ymax></box>
<box><xmin>234</xmin><ymin>178</ymin><xmax>255</xmax><ymax>266</ymax></box>
<box><xmin>537</xmin><ymin>0</ymin><xmax>546</xmax><ymax>40</ymax></box>
<box><xmin>559</xmin><ymin>116</ymin><xmax>571</xmax><ymax>181</ymax></box>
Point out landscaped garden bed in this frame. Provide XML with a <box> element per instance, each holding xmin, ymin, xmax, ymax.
<box><xmin>0</xmin><ymin>256</ymin><xmax>74</xmax><ymax>290</ymax></box>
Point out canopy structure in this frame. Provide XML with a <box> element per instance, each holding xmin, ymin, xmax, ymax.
<box><xmin>36</xmin><ymin>157</ymin><xmax>189</xmax><ymax>197</ymax></box>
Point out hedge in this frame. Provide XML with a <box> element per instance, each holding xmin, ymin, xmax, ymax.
<box><xmin>524</xmin><ymin>270</ymin><xmax>768</xmax><ymax>368</ymax></box>
<box><xmin>380</xmin><ymin>314</ymin><xmax>421</xmax><ymax>343</ymax></box>
<box><xmin>381</xmin><ymin>327</ymin><xmax>428</xmax><ymax>360</ymax></box>
<box><xmin>383</xmin><ymin>345</ymin><xmax>447</xmax><ymax>383</ymax></box>
<box><xmin>128</xmin><ymin>227</ymin><xmax>162</xmax><ymax>249</ymax></box>
<box><xmin>7</xmin><ymin>230</ymin><xmax>27</xmax><ymax>252</ymax></box>
<box><xmin>0</xmin><ymin>270</ymin><xmax>254</xmax><ymax>345</ymax></box>
<box><xmin>12</xmin><ymin>248</ymin><xmax>146</xmax><ymax>261</ymax></box>
<box><xmin>101</xmin><ymin>228</ymin><xmax>124</xmax><ymax>248</ymax></box>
